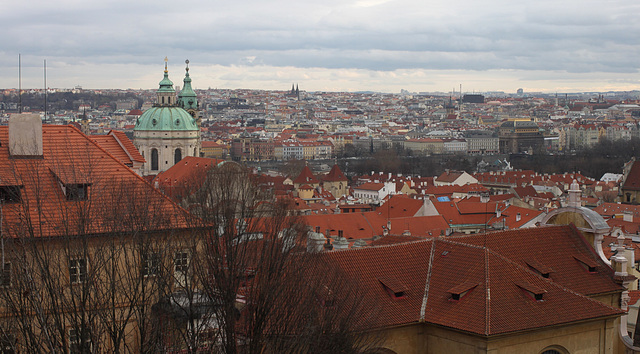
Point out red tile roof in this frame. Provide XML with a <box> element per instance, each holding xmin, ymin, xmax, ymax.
<box><xmin>435</xmin><ymin>171</ymin><xmax>464</xmax><ymax>183</ymax></box>
<box><xmin>0</xmin><ymin>124</ymin><xmax>188</xmax><ymax>238</ymax></box>
<box><xmin>293</xmin><ymin>165</ymin><xmax>318</xmax><ymax>185</ymax></box>
<box><xmin>322</xmin><ymin>226</ymin><xmax>623</xmax><ymax>335</ymax></box>
<box><xmin>354</xmin><ymin>182</ymin><xmax>385</xmax><ymax>191</ymax></box>
<box><xmin>322</xmin><ymin>164</ymin><xmax>348</xmax><ymax>182</ymax></box>
<box><xmin>91</xmin><ymin>130</ymin><xmax>145</xmax><ymax>166</ymax></box>
<box><xmin>376</xmin><ymin>195</ymin><xmax>424</xmax><ymax>219</ymax></box>
<box><xmin>154</xmin><ymin>156</ymin><xmax>225</xmax><ymax>200</ymax></box>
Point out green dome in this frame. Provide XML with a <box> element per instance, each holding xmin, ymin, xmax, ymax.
<box><xmin>134</xmin><ymin>106</ymin><xmax>198</xmax><ymax>131</ymax></box>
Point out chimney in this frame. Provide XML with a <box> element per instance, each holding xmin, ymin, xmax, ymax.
<box><xmin>352</xmin><ymin>239</ymin><xmax>367</xmax><ymax>249</ymax></box>
<box><xmin>9</xmin><ymin>114</ymin><xmax>43</xmax><ymax>157</ymax></box>
<box><xmin>516</xmin><ymin>213</ymin><xmax>521</xmax><ymax>222</ymax></box>
<box><xmin>567</xmin><ymin>180</ymin><xmax>581</xmax><ymax>208</ymax></box>
<box><xmin>323</xmin><ymin>239</ymin><xmax>333</xmax><ymax>251</ymax></box>
<box><xmin>623</xmin><ymin>211</ymin><xmax>633</xmax><ymax>223</ymax></box>
<box><xmin>307</xmin><ymin>228</ymin><xmax>326</xmax><ymax>253</ymax></box>
<box><xmin>333</xmin><ymin>231</ymin><xmax>349</xmax><ymax>250</ymax></box>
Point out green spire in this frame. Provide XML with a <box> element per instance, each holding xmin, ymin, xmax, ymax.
<box><xmin>178</xmin><ymin>59</ymin><xmax>198</xmax><ymax>113</ymax></box>
<box><xmin>157</xmin><ymin>57</ymin><xmax>175</xmax><ymax>94</ymax></box>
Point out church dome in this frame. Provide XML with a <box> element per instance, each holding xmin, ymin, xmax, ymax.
<box><xmin>134</xmin><ymin>58</ymin><xmax>199</xmax><ymax>132</ymax></box>
<box><xmin>135</xmin><ymin>106</ymin><xmax>198</xmax><ymax>131</ymax></box>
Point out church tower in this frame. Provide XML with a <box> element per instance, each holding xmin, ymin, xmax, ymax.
<box><xmin>177</xmin><ymin>60</ymin><xmax>199</xmax><ymax>121</ymax></box>
<box><xmin>133</xmin><ymin>58</ymin><xmax>201</xmax><ymax>176</ymax></box>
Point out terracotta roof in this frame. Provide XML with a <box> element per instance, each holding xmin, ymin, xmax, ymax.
<box><xmin>91</xmin><ymin>131</ymin><xmax>145</xmax><ymax>166</ymax></box>
<box><xmin>323</xmin><ymin>164</ymin><xmax>348</xmax><ymax>182</ymax></box>
<box><xmin>376</xmin><ymin>195</ymin><xmax>424</xmax><ymax>218</ymax></box>
<box><xmin>154</xmin><ymin>156</ymin><xmax>225</xmax><ymax>200</ymax></box>
<box><xmin>354</xmin><ymin>182</ymin><xmax>385</xmax><ymax>191</ymax></box>
<box><xmin>322</xmin><ymin>227</ymin><xmax>623</xmax><ymax>335</ymax></box>
<box><xmin>293</xmin><ymin>165</ymin><xmax>318</xmax><ymax>185</ymax></box>
<box><xmin>451</xmin><ymin>225</ymin><xmax>623</xmax><ymax>296</ymax></box>
<box><xmin>0</xmin><ymin>124</ymin><xmax>188</xmax><ymax>238</ymax></box>
<box><xmin>436</xmin><ymin>171</ymin><xmax>464</xmax><ymax>183</ymax></box>
<box><xmin>594</xmin><ymin>202</ymin><xmax>640</xmax><ymax>219</ymax></box>
<box><xmin>302</xmin><ymin>212</ymin><xmax>387</xmax><ymax>240</ymax></box>
<box><xmin>109</xmin><ymin>130</ymin><xmax>145</xmax><ymax>163</ymax></box>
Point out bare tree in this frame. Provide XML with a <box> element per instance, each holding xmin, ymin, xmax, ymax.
<box><xmin>171</xmin><ymin>162</ymin><xmax>379</xmax><ymax>353</ymax></box>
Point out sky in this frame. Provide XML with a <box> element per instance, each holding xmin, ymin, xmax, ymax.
<box><xmin>1</xmin><ymin>0</ymin><xmax>639</xmax><ymax>94</ymax></box>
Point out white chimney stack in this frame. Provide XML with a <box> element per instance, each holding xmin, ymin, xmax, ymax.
<box><xmin>9</xmin><ymin>114</ymin><xmax>43</xmax><ymax>157</ymax></box>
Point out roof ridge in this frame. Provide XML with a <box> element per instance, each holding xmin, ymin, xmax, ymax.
<box><xmin>420</xmin><ymin>239</ymin><xmax>436</xmax><ymax>321</ymax></box>
<box><xmin>484</xmin><ymin>247</ymin><xmax>490</xmax><ymax>336</ymax></box>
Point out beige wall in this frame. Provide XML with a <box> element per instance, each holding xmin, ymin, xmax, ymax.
<box><xmin>372</xmin><ymin>318</ymin><xmax>621</xmax><ymax>354</ymax></box>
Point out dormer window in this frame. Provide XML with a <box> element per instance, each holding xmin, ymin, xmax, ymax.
<box><xmin>49</xmin><ymin>166</ymin><xmax>91</xmax><ymax>201</ymax></box>
<box><xmin>515</xmin><ymin>280</ymin><xmax>546</xmax><ymax>301</ymax></box>
<box><xmin>378</xmin><ymin>277</ymin><xmax>407</xmax><ymax>299</ymax></box>
<box><xmin>447</xmin><ymin>282</ymin><xmax>477</xmax><ymax>301</ymax></box>
<box><xmin>65</xmin><ymin>184</ymin><xmax>89</xmax><ymax>201</ymax></box>
<box><xmin>574</xmin><ymin>254</ymin><xmax>598</xmax><ymax>273</ymax></box>
<box><xmin>0</xmin><ymin>186</ymin><xmax>21</xmax><ymax>203</ymax></box>
<box><xmin>525</xmin><ymin>259</ymin><xmax>554</xmax><ymax>279</ymax></box>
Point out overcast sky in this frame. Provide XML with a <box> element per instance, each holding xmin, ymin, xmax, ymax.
<box><xmin>1</xmin><ymin>0</ymin><xmax>639</xmax><ymax>93</ymax></box>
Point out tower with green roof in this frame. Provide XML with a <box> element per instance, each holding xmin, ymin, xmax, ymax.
<box><xmin>134</xmin><ymin>58</ymin><xmax>201</xmax><ymax>176</ymax></box>
<box><xmin>178</xmin><ymin>59</ymin><xmax>199</xmax><ymax>121</ymax></box>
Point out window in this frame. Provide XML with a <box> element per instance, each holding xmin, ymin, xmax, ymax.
<box><xmin>65</xmin><ymin>184</ymin><xmax>89</xmax><ymax>201</ymax></box>
<box><xmin>142</xmin><ymin>252</ymin><xmax>160</xmax><ymax>277</ymax></box>
<box><xmin>174</xmin><ymin>251</ymin><xmax>189</xmax><ymax>273</ymax></box>
<box><xmin>0</xmin><ymin>186</ymin><xmax>21</xmax><ymax>203</ymax></box>
<box><xmin>174</xmin><ymin>148</ymin><xmax>182</xmax><ymax>164</ymax></box>
<box><xmin>69</xmin><ymin>329</ymin><xmax>91</xmax><ymax>354</ymax></box>
<box><xmin>69</xmin><ymin>258</ymin><xmax>87</xmax><ymax>284</ymax></box>
<box><xmin>151</xmin><ymin>149</ymin><xmax>159</xmax><ymax>171</ymax></box>
<box><xmin>0</xmin><ymin>263</ymin><xmax>10</xmax><ymax>287</ymax></box>
<box><xmin>0</xmin><ymin>333</ymin><xmax>16</xmax><ymax>354</ymax></box>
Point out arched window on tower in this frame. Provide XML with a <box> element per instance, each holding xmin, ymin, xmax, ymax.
<box><xmin>151</xmin><ymin>149</ymin><xmax>159</xmax><ymax>171</ymax></box>
<box><xmin>174</xmin><ymin>148</ymin><xmax>182</xmax><ymax>164</ymax></box>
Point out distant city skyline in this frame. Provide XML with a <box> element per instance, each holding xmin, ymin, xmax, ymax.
<box><xmin>1</xmin><ymin>0</ymin><xmax>638</xmax><ymax>94</ymax></box>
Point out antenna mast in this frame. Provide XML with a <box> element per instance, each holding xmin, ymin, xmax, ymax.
<box><xmin>18</xmin><ymin>54</ymin><xmax>22</xmax><ymax>114</ymax></box>
<box><xmin>44</xmin><ymin>59</ymin><xmax>47</xmax><ymax>123</ymax></box>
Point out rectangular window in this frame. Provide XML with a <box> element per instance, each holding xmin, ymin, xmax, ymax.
<box><xmin>174</xmin><ymin>251</ymin><xmax>189</xmax><ymax>273</ymax></box>
<box><xmin>0</xmin><ymin>263</ymin><xmax>10</xmax><ymax>287</ymax></box>
<box><xmin>69</xmin><ymin>259</ymin><xmax>87</xmax><ymax>284</ymax></box>
<box><xmin>142</xmin><ymin>252</ymin><xmax>160</xmax><ymax>277</ymax></box>
<box><xmin>0</xmin><ymin>186</ymin><xmax>21</xmax><ymax>203</ymax></box>
<box><xmin>66</xmin><ymin>184</ymin><xmax>89</xmax><ymax>201</ymax></box>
